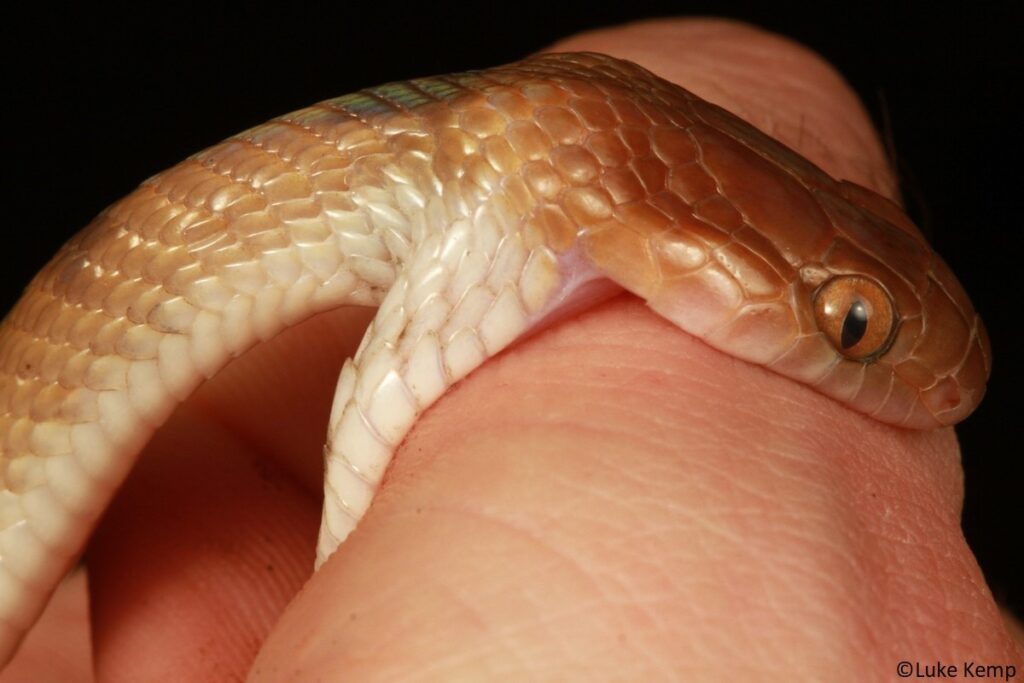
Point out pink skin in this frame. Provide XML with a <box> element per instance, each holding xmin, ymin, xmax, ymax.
<box><xmin>2</xmin><ymin>19</ymin><xmax>1020</xmax><ymax>682</ymax></box>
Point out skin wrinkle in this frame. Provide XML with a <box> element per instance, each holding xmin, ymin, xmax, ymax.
<box><xmin>395</xmin><ymin>584</ymin><xmax>529</xmax><ymax>682</ymax></box>
<box><xmin>344</xmin><ymin>513</ymin><xmax>615</xmax><ymax>679</ymax></box>
<box><xmin>815</xmin><ymin>444</ymin><xmax>942</xmax><ymax>577</ymax></box>
<box><xmin>468</xmin><ymin>325</ymin><xmax>884</xmax><ymax>671</ymax></box>
<box><xmin>896</xmin><ymin>582</ymin><xmax>970</xmax><ymax>653</ymax></box>
<box><xmin>512</xmin><ymin>581</ymin><xmax>671</xmax><ymax>679</ymax></box>
<box><xmin>393</xmin><ymin>428</ymin><xmax>729</xmax><ymax>679</ymax></box>
<box><xmin>550</xmin><ymin>452</ymin><xmax>664</xmax><ymax>525</ymax></box>
<box><xmin>865</xmin><ymin>534</ymin><xmax>971</xmax><ymax>651</ymax></box>
<box><xmin>597</xmin><ymin>607</ymin><xmax>678</xmax><ymax>681</ymax></box>
<box><xmin>469</xmin><ymin>572</ymin><xmax>618</xmax><ymax>660</ymax></box>
<box><xmin>719</xmin><ymin>483</ymin><xmax>857</xmax><ymax>601</ymax></box>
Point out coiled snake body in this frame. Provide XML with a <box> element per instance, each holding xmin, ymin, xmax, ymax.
<box><xmin>0</xmin><ymin>52</ymin><xmax>990</xmax><ymax>661</ymax></box>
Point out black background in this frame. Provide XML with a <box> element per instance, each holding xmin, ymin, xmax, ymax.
<box><xmin>1</xmin><ymin>3</ymin><xmax>1020</xmax><ymax>616</ymax></box>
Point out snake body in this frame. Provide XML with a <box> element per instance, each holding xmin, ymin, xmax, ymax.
<box><xmin>0</xmin><ymin>52</ymin><xmax>990</xmax><ymax>661</ymax></box>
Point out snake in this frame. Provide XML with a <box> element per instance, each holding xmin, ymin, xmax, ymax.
<box><xmin>0</xmin><ymin>52</ymin><xmax>990</xmax><ymax>662</ymax></box>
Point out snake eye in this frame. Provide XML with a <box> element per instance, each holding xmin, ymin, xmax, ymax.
<box><xmin>813</xmin><ymin>275</ymin><xmax>897</xmax><ymax>361</ymax></box>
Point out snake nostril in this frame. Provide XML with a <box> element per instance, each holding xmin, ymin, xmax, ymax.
<box><xmin>922</xmin><ymin>376</ymin><xmax>962</xmax><ymax>415</ymax></box>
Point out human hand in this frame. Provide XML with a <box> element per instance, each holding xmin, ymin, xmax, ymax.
<box><xmin>7</xmin><ymin>18</ymin><xmax>1021</xmax><ymax>683</ymax></box>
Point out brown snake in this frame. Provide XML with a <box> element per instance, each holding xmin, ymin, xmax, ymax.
<box><xmin>0</xmin><ymin>52</ymin><xmax>990</xmax><ymax>661</ymax></box>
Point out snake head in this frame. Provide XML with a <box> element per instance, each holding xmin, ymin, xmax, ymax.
<box><xmin>788</xmin><ymin>182</ymin><xmax>992</xmax><ymax>429</ymax></box>
<box><xmin>562</xmin><ymin>54</ymin><xmax>991</xmax><ymax>429</ymax></box>
<box><xmin>627</xmin><ymin>133</ymin><xmax>991</xmax><ymax>429</ymax></box>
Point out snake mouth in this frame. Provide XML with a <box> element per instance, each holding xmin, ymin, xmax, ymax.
<box><xmin>520</xmin><ymin>276</ymin><xmax>623</xmax><ymax>342</ymax></box>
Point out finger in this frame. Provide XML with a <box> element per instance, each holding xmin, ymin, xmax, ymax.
<box><xmin>550</xmin><ymin>19</ymin><xmax>897</xmax><ymax>198</ymax></box>
<box><xmin>87</xmin><ymin>308</ymin><xmax>371</xmax><ymax>681</ymax></box>
<box><xmin>251</xmin><ymin>18</ymin><xmax>1020</xmax><ymax>681</ymax></box>
<box><xmin>0</xmin><ymin>570</ymin><xmax>91</xmax><ymax>683</ymax></box>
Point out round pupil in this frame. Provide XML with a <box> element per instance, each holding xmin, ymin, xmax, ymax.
<box><xmin>840</xmin><ymin>299</ymin><xmax>869</xmax><ymax>349</ymax></box>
